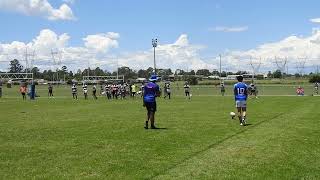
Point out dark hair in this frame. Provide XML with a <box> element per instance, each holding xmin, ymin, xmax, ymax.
<box><xmin>237</xmin><ymin>75</ymin><xmax>243</xmax><ymax>82</ymax></box>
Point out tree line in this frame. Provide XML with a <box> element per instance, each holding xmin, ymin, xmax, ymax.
<box><xmin>3</xmin><ymin>59</ymin><xmax>317</xmax><ymax>82</ymax></box>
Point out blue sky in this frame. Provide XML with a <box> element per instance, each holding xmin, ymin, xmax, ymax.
<box><xmin>1</xmin><ymin>0</ymin><xmax>320</xmax><ymax>72</ymax></box>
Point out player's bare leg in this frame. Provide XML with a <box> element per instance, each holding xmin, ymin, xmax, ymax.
<box><xmin>242</xmin><ymin>107</ymin><xmax>247</xmax><ymax>125</ymax></box>
<box><xmin>145</xmin><ymin>112</ymin><xmax>150</xmax><ymax>129</ymax></box>
<box><xmin>150</xmin><ymin>112</ymin><xmax>156</xmax><ymax>129</ymax></box>
<box><xmin>237</xmin><ymin>107</ymin><xmax>243</xmax><ymax>125</ymax></box>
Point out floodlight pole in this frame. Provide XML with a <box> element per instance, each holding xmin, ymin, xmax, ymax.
<box><xmin>152</xmin><ymin>38</ymin><xmax>158</xmax><ymax>75</ymax></box>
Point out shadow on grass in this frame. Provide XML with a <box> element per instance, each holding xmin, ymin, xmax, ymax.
<box><xmin>145</xmin><ymin>127</ymin><xmax>168</xmax><ymax>130</ymax></box>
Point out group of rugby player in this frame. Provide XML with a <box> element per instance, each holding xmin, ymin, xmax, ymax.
<box><xmin>69</xmin><ymin>83</ymin><xmax>138</xmax><ymax>100</ymax></box>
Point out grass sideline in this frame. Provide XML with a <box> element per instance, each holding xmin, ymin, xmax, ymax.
<box><xmin>0</xmin><ymin>85</ymin><xmax>319</xmax><ymax>179</ymax></box>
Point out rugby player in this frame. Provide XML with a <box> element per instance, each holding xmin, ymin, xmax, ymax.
<box><xmin>72</xmin><ymin>84</ymin><xmax>78</xmax><ymax>99</ymax></box>
<box><xmin>48</xmin><ymin>84</ymin><xmax>53</xmax><ymax>97</ymax></box>
<box><xmin>234</xmin><ymin>75</ymin><xmax>248</xmax><ymax>126</ymax></box>
<box><xmin>83</xmin><ymin>84</ymin><xmax>88</xmax><ymax>100</ymax></box>
<box><xmin>92</xmin><ymin>85</ymin><xmax>98</xmax><ymax>100</ymax></box>
<box><xmin>184</xmin><ymin>82</ymin><xmax>191</xmax><ymax>99</ymax></box>
<box><xmin>220</xmin><ymin>83</ymin><xmax>225</xmax><ymax>96</ymax></box>
<box><xmin>314</xmin><ymin>82</ymin><xmax>319</xmax><ymax>95</ymax></box>
<box><xmin>20</xmin><ymin>85</ymin><xmax>27</xmax><ymax>100</ymax></box>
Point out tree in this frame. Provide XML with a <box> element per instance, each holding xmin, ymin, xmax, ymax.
<box><xmin>186</xmin><ymin>76</ymin><xmax>198</xmax><ymax>85</ymax></box>
<box><xmin>9</xmin><ymin>59</ymin><xmax>24</xmax><ymax>73</ymax></box>
<box><xmin>31</xmin><ymin>67</ymin><xmax>41</xmax><ymax>79</ymax></box>
<box><xmin>117</xmin><ymin>66</ymin><xmax>137</xmax><ymax>79</ymax></box>
<box><xmin>189</xmin><ymin>70</ymin><xmax>196</xmax><ymax>75</ymax></box>
<box><xmin>235</xmin><ymin>71</ymin><xmax>248</xmax><ymax>75</ymax></box>
<box><xmin>196</xmin><ymin>69</ymin><xmax>211</xmax><ymax>76</ymax></box>
<box><xmin>94</xmin><ymin>67</ymin><xmax>105</xmax><ymax>76</ymax></box>
<box><xmin>273</xmin><ymin>70</ymin><xmax>282</xmax><ymax>78</ymax></box>
<box><xmin>138</xmin><ymin>69</ymin><xmax>148</xmax><ymax>78</ymax></box>
<box><xmin>309</xmin><ymin>75</ymin><xmax>320</xmax><ymax>83</ymax></box>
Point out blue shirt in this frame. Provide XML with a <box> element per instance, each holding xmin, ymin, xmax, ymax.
<box><xmin>234</xmin><ymin>82</ymin><xmax>248</xmax><ymax>101</ymax></box>
<box><xmin>143</xmin><ymin>82</ymin><xmax>160</xmax><ymax>103</ymax></box>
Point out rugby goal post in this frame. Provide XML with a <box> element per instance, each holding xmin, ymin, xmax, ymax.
<box><xmin>0</xmin><ymin>73</ymin><xmax>33</xmax><ymax>81</ymax></box>
<box><xmin>82</xmin><ymin>75</ymin><xmax>125</xmax><ymax>84</ymax></box>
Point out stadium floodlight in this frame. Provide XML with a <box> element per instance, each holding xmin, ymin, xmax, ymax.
<box><xmin>152</xmin><ymin>38</ymin><xmax>158</xmax><ymax>75</ymax></box>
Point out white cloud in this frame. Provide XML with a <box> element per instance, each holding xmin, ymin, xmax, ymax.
<box><xmin>83</xmin><ymin>32</ymin><xmax>120</xmax><ymax>53</ymax></box>
<box><xmin>0</xmin><ymin>29</ymin><xmax>119</xmax><ymax>71</ymax></box>
<box><xmin>310</xmin><ymin>18</ymin><xmax>320</xmax><ymax>23</ymax></box>
<box><xmin>223</xmin><ymin>29</ymin><xmax>320</xmax><ymax>73</ymax></box>
<box><xmin>0</xmin><ymin>31</ymin><xmax>216</xmax><ymax>72</ymax></box>
<box><xmin>0</xmin><ymin>0</ymin><xmax>75</xmax><ymax>21</ymax></box>
<box><xmin>3</xmin><ymin>28</ymin><xmax>320</xmax><ymax>74</ymax></box>
<box><xmin>210</xmin><ymin>26</ymin><xmax>249</xmax><ymax>32</ymax></box>
<box><xmin>117</xmin><ymin>34</ymin><xmax>215</xmax><ymax>71</ymax></box>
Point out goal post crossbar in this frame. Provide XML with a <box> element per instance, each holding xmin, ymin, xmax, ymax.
<box><xmin>82</xmin><ymin>75</ymin><xmax>124</xmax><ymax>82</ymax></box>
<box><xmin>0</xmin><ymin>73</ymin><xmax>33</xmax><ymax>80</ymax></box>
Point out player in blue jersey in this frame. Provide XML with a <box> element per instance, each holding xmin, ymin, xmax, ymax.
<box><xmin>143</xmin><ymin>74</ymin><xmax>161</xmax><ymax>129</ymax></box>
<box><xmin>234</xmin><ymin>75</ymin><xmax>248</xmax><ymax>126</ymax></box>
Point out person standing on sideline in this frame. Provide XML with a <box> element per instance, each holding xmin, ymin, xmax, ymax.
<box><xmin>234</xmin><ymin>75</ymin><xmax>248</xmax><ymax>126</ymax></box>
<box><xmin>143</xmin><ymin>75</ymin><xmax>161</xmax><ymax>129</ymax></box>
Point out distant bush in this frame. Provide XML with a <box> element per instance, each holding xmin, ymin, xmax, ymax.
<box><xmin>309</xmin><ymin>75</ymin><xmax>320</xmax><ymax>83</ymax></box>
<box><xmin>186</xmin><ymin>76</ymin><xmax>198</xmax><ymax>85</ymax></box>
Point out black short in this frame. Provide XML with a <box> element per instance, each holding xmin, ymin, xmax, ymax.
<box><xmin>21</xmin><ymin>92</ymin><xmax>26</xmax><ymax>96</ymax></box>
<box><xmin>145</xmin><ymin>101</ymin><xmax>157</xmax><ymax>112</ymax></box>
<box><xmin>185</xmin><ymin>92</ymin><xmax>190</xmax><ymax>96</ymax></box>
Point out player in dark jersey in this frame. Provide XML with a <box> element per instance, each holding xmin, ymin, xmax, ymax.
<box><xmin>234</xmin><ymin>75</ymin><xmax>248</xmax><ymax>126</ymax></box>
<box><xmin>143</xmin><ymin>75</ymin><xmax>161</xmax><ymax>129</ymax></box>
<box><xmin>48</xmin><ymin>84</ymin><xmax>53</xmax><ymax>97</ymax></box>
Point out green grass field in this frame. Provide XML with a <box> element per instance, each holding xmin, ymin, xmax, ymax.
<box><xmin>1</xmin><ymin>84</ymin><xmax>320</xmax><ymax>179</ymax></box>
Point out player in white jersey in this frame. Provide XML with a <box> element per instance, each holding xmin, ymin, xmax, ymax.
<box><xmin>184</xmin><ymin>82</ymin><xmax>191</xmax><ymax>100</ymax></box>
<box><xmin>71</xmin><ymin>84</ymin><xmax>77</xmax><ymax>99</ymax></box>
<box><xmin>83</xmin><ymin>84</ymin><xmax>88</xmax><ymax>100</ymax></box>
